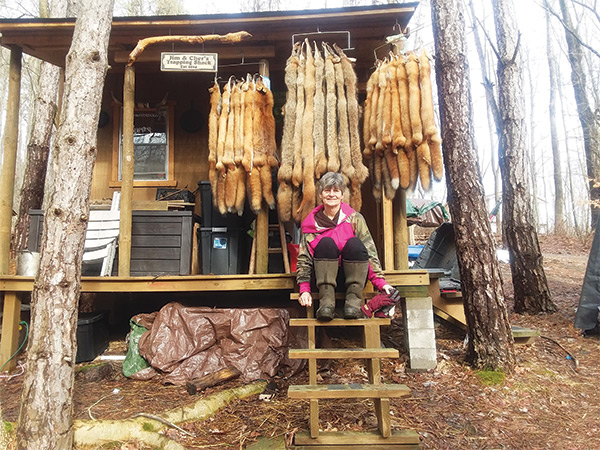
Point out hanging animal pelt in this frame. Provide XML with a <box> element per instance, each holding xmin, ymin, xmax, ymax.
<box><xmin>362</xmin><ymin>49</ymin><xmax>443</xmax><ymax>197</ymax></box>
<box><xmin>277</xmin><ymin>40</ymin><xmax>368</xmax><ymax>224</ymax></box>
<box><xmin>279</xmin><ymin>42</ymin><xmax>301</xmax><ymax>183</ymax></box>
<box><xmin>206</xmin><ymin>74</ymin><xmax>278</xmax><ymax>216</ymax></box>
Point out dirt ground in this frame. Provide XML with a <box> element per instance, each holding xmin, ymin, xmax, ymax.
<box><xmin>1</xmin><ymin>233</ymin><xmax>599</xmax><ymax>449</ymax></box>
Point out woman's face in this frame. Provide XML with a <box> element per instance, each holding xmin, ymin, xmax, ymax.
<box><xmin>320</xmin><ymin>186</ymin><xmax>343</xmax><ymax>210</ymax></box>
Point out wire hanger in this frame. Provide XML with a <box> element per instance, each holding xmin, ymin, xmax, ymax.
<box><xmin>292</xmin><ymin>28</ymin><xmax>353</xmax><ymax>51</ymax></box>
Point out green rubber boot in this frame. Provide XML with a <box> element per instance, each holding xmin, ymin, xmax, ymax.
<box><xmin>314</xmin><ymin>258</ymin><xmax>339</xmax><ymax>321</ymax></box>
<box><xmin>342</xmin><ymin>260</ymin><xmax>369</xmax><ymax>319</ymax></box>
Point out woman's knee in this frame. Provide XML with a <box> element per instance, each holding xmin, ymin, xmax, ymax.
<box><xmin>341</xmin><ymin>237</ymin><xmax>368</xmax><ymax>261</ymax></box>
<box><xmin>314</xmin><ymin>237</ymin><xmax>339</xmax><ymax>259</ymax></box>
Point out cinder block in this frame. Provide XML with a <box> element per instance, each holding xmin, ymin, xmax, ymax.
<box><xmin>405</xmin><ymin>309</ymin><xmax>434</xmax><ymax>329</ymax></box>
<box><xmin>406</xmin><ymin>328</ymin><xmax>436</xmax><ymax>349</ymax></box>
<box><xmin>404</xmin><ymin>297</ymin><xmax>433</xmax><ymax>311</ymax></box>
<box><xmin>408</xmin><ymin>347</ymin><xmax>437</xmax><ymax>370</ymax></box>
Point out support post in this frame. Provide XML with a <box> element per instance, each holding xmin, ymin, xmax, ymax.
<box><xmin>119</xmin><ymin>65</ymin><xmax>135</xmax><ymax>276</ymax></box>
<box><xmin>0</xmin><ymin>46</ymin><xmax>22</xmax><ymax>275</ymax></box>
<box><xmin>0</xmin><ymin>292</ymin><xmax>22</xmax><ymax>372</ymax></box>
<box><xmin>382</xmin><ymin>195</ymin><xmax>394</xmax><ymax>270</ymax></box>
<box><xmin>255</xmin><ymin>59</ymin><xmax>270</xmax><ymax>274</ymax></box>
<box><xmin>394</xmin><ymin>189</ymin><xmax>409</xmax><ymax>270</ymax></box>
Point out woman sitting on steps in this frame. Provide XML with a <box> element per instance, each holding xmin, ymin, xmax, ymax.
<box><xmin>296</xmin><ymin>172</ymin><xmax>397</xmax><ymax>321</ymax></box>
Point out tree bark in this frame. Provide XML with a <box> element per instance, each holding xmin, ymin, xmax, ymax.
<box><xmin>15</xmin><ymin>1</ymin><xmax>114</xmax><ymax>449</ymax></box>
<box><xmin>430</xmin><ymin>0</ymin><xmax>515</xmax><ymax>372</ymax></box>
<box><xmin>545</xmin><ymin>2</ymin><xmax>566</xmax><ymax>235</ymax></box>
<box><xmin>557</xmin><ymin>0</ymin><xmax>600</xmax><ymax>229</ymax></box>
<box><xmin>9</xmin><ymin>0</ymin><xmax>69</xmax><ymax>258</ymax></box>
<box><xmin>492</xmin><ymin>0</ymin><xmax>557</xmax><ymax>314</ymax></box>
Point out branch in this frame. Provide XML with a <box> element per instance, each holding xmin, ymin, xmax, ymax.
<box><xmin>543</xmin><ymin>1</ymin><xmax>600</xmax><ymax>60</ymax></box>
<box><xmin>127</xmin><ymin>31</ymin><xmax>253</xmax><ymax>66</ymax></box>
<box><xmin>475</xmin><ymin>16</ymin><xmax>501</xmax><ymax>61</ymax></box>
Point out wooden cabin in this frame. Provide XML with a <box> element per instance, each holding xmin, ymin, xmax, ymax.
<box><xmin>0</xmin><ymin>3</ymin><xmax>436</xmax><ymax>371</ymax></box>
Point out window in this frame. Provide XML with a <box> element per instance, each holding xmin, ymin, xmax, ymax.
<box><xmin>111</xmin><ymin>102</ymin><xmax>175</xmax><ymax>187</ymax></box>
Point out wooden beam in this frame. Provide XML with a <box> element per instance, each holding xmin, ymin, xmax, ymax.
<box><xmin>394</xmin><ymin>188</ymin><xmax>409</xmax><ymax>270</ymax></box>
<box><xmin>0</xmin><ymin>273</ymin><xmax>295</xmax><ymax>293</ymax></box>
<box><xmin>0</xmin><ymin>46</ymin><xmax>22</xmax><ymax>275</ymax></box>
<box><xmin>255</xmin><ymin>59</ymin><xmax>270</xmax><ymax>274</ymax></box>
<box><xmin>118</xmin><ymin>65</ymin><xmax>135</xmax><ymax>276</ymax></box>
<box><xmin>288</xmin><ymin>383</ymin><xmax>410</xmax><ymax>399</ymax></box>
<box><xmin>0</xmin><ymin>292</ymin><xmax>22</xmax><ymax>372</ymax></box>
<box><xmin>113</xmin><ymin>45</ymin><xmax>275</xmax><ymax>64</ymax></box>
<box><xmin>288</xmin><ymin>348</ymin><xmax>399</xmax><ymax>359</ymax></box>
<box><xmin>381</xmin><ymin>195</ymin><xmax>394</xmax><ymax>270</ymax></box>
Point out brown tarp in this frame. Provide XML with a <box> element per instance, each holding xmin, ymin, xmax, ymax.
<box><xmin>131</xmin><ymin>302</ymin><xmax>305</xmax><ymax>384</ymax></box>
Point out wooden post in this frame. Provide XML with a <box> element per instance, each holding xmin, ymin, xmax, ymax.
<box><xmin>382</xmin><ymin>195</ymin><xmax>394</xmax><ymax>270</ymax></box>
<box><xmin>119</xmin><ymin>65</ymin><xmax>135</xmax><ymax>276</ymax></box>
<box><xmin>255</xmin><ymin>59</ymin><xmax>270</xmax><ymax>274</ymax></box>
<box><xmin>0</xmin><ymin>46</ymin><xmax>22</xmax><ymax>275</ymax></box>
<box><xmin>0</xmin><ymin>292</ymin><xmax>22</xmax><ymax>372</ymax></box>
<box><xmin>394</xmin><ymin>189</ymin><xmax>409</xmax><ymax>270</ymax></box>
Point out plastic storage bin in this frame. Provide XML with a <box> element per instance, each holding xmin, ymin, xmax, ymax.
<box><xmin>199</xmin><ymin>227</ymin><xmax>248</xmax><ymax>274</ymax></box>
<box><xmin>198</xmin><ymin>181</ymin><xmax>243</xmax><ymax>228</ymax></box>
<box><xmin>76</xmin><ymin>311</ymin><xmax>109</xmax><ymax>363</ymax></box>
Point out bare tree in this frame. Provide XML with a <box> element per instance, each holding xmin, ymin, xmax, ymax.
<box><xmin>430</xmin><ymin>0</ymin><xmax>515</xmax><ymax>372</ymax></box>
<box><xmin>545</xmin><ymin>0</ymin><xmax>566</xmax><ymax>234</ymax></box>
<box><xmin>556</xmin><ymin>0</ymin><xmax>600</xmax><ymax>229</ymax></box>
<box><xmin>10</xmin><ymin>0</ymin><xmax>70</xmax><ymax>258</ymax></box>
<box><xmin>15</xmin><ymin>0</ymin><xmax>114</xmax><ymax>448</ymax></box>
<box><xmin>492</xmin><ymin>0</ymin><xmax>557</xmax><ymax>314</ymax></box>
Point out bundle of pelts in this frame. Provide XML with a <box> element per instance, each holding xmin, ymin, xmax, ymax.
<box><xmin>363</xmin><ymin>50</ymin><xmax>443</xmax><ymax>200</ymax></box>
<box><xmin>277</xmin><ymin>39</ymin><xmax>369</xmax><ymax>223</ymax></box>
<box><xmin>207</xmin><ymin>74</ymin><xmax>279</xmax><ymax>215</ymax></box>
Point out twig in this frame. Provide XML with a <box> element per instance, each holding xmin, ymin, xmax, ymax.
<box><xmin>131</xmin><ymin>412</ymin><xmax>196</xmax><ymax>437</ymax></box>
<box><xmin>540</xmin><ymin>335</ymin><xmax>579</xmax><ymax>370</ymax></box>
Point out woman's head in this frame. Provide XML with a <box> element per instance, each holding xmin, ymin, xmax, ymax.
<box><xmin>317</xmin><ymin>172</ymin><xmax>346</xmax><ymax>197</ymax></box>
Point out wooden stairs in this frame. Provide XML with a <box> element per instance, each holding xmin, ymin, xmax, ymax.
<box><xmin>287</xmin><ymin>295</ymin><xmax>422</xmax><ymax>448</ymax></box>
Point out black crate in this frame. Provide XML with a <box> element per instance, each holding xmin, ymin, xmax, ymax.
<box><xmin>199</xmin><ymin>227</ymin><xmax>248</xmax><ymax>275</ymax></box>
<box><xmin>198</xmin><ymin>181</ymin><xmax>243</xmax><ymax>228</ymax></box>
<box><xmin>76</xmin><ymin>312</ymin><xmax>109</xmax><ymax>363</ymax></box>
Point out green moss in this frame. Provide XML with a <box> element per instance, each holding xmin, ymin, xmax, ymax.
<box><xmin>142</xmin><ymin>421</ymin><xmax>155</xmax><ymax>432</ymax></box>
<box><xmin>4</xmin><ymin>420</ymin><xmax>14</xmax><ymax>433</ymax></box>
<box><xmin>475</xmin><ymin>369</ymin><xmax>505</xmax><ymax>386</ymax></box>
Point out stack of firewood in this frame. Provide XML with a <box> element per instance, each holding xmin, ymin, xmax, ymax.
<box><xmin>277</xmin><ymin>40</ymin><xmax>369</xmax><ymax>223</ymax></box>
<box><xmin>207</xmin><ymin>74</ymin><xmax>278</xmax><ymax>215</ymax></box>
<box><xmin>363</xmin><ymin>50</ymin><xmax>443</xmax><ymax>199</ymax></box>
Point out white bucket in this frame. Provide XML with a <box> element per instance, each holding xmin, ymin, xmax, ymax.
<box><xmin>17</xmin><ymin>251</ymin><xmax>40</xmax><ymax>276</ymax></box>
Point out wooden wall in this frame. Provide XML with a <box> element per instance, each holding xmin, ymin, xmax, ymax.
<box><xmin>91</xmin><ymin>69</ymin><xmax>217</xmax><ymax>203</ymax></box>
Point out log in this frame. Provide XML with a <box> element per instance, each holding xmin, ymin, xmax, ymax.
<box><xmin>186</xmin><ymin>366</ymin><xmax>242</xmax><ymax>395</ymax></box>
<box><xmin>127</xmin><ymin>32</ymin><xmax>252</xmax><ymax>66</ymax></box>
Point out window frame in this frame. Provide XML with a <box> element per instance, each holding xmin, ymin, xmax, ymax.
<box><xmin>110</xmin><ymin>101</ymin><xmax>176</xmax><ymax>188</ymax></box>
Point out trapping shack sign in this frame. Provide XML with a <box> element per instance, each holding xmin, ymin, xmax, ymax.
<box><xmin>160</xmin><ymin>52</ymin><xmax>218</xmax><ymax>72</ymax></box>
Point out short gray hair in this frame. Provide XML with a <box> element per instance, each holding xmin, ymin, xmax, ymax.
<box><xmin>317</xmin><ymin>172</ymin><xmax>346</xmax><ymax>196</ymax></box>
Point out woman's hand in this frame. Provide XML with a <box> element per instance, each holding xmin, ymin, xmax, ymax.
<box><xmin>298</xmin><ymin>292</ymin><xmax>313</xmax><ymax>307</ymax></box>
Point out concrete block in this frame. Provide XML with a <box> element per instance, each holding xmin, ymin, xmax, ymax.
<box><xmin>405</xmin><ymin>309</ymin><xmax>435</xmax><ymax>329</ymax></box>
<box><xmin>406</xmin><ymin>328</ymin><xmax>436</xmax><ymax>349</ymax></box>
<box><xmin>404</xmin><ymin>297</ymin><xmax>433</xmax><ymax>311</ymax></box>
<box><xmin>408</xmin><ymin>347</ymin><xmax>437</xmax><ymax>370</ymax></box>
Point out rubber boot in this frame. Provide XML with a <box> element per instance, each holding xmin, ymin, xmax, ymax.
<box><xmin>342</xmin><ymin>259</ymin><xmax>369</xmax><ymax>319</ymax></box>
<box><xmin>314</xmin><ymin>258</ymin><xmax>339</xmax><ymax>321</ymax></box>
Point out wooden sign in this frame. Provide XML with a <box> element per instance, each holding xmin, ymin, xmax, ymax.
<box><xmin>160</xmin><ymin>52</ymin><xmax>218</xmax><ymax>72</ymax></box>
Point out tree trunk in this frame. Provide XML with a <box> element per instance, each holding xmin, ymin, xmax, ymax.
<box><xmin>15</xmin><ymin>1</ymin><xmax>114</xmax><ymax>448</ymax></box>
<box><xmin>9</xmin><ymin>0</ymin><xmax>69</xmax><ymax>259</ymax></box>
<box><xmin>545</xmin><ymin>2</ymin><xmax>566</xmax><ymax>234</ymax></box>
<box><xmin>557</xmin><ymin>0</ymin><xmax>600</xmax><ymax>229</ymax></box>
<box><xmin>467</xmin><ymin>0</ymin><xmax>502</xmax><ymax>236</ymax></box>
<box><xmin>492</xmin><ymin>0</ymin><xmax>557</xmax><ymax>314</ymax></box>
<box><xmin>430</xmin><ymin>0</ymin><xmax>515</xmax><ymax>372</ymax></box>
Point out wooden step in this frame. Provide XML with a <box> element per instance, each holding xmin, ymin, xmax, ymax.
<box><xmin>289</xmin><ymin>348</ymin><xmax>399</xmax><ymax>359</ymax></box>
<box><xmin>290</xmin><ymin>318</ymin><xmax>391</xmax><ymax>327</ymax></box>
<box><xmin>288</xmin><ymin>383</ymin><xmax>410</xmax><ymax>399</ymax></box>
<box><xmin>290</xmin><ymin>292</ymin><xmax>376</xmax><ymax>300</ymax></box>
<box><xmin>293</xmin><ymin>429</ymin><xmax>422</xmax><ymax>447</ymax></box>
